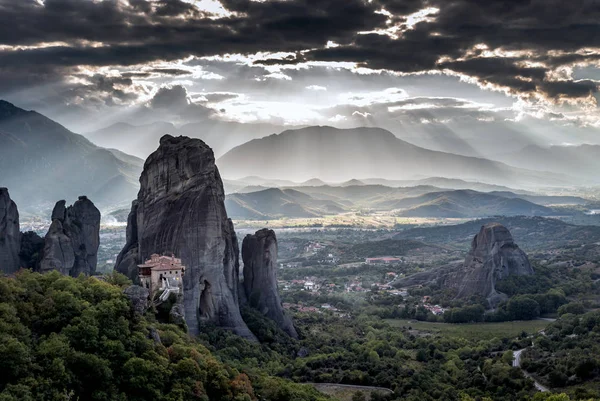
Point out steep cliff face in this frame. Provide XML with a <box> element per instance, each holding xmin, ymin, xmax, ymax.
<box><xmin>40</xmin><ymin>197</ymin><xmax>100</xmax><ymax>276</ymax></box>
<box><xmin>242</xmin><ymin>229</ymin><xmax>298</xmax><ymax>338</ymax></box>
<box><xmin>0</xmin><ymin>188</ymin><xmax>20</xmax><ymax>274</ymax></box>
<box><xmin>114</xmin><ymin>201</ymin><xmax>140</xmax><ymax>282</ymax></box>
<box><xmin>446</xmin><ymin>222</ymin><xmax>533</xmax><ymax>307</ymax></box>
<box><xmin>115</xmin><ymin>135</ymin><xmax>255</xmax><ymax>340</ymax></box>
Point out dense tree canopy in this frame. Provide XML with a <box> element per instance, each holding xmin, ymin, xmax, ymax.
<box><xmin>0</xmin><ymin>271</ymin><xmax>327</xmax><ymax>401</ymax></box>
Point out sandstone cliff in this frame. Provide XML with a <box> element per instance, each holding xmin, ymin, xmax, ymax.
<box><xmin>40</xmin><ymin>196</ymin><xmax>100</xmax><ymax>276</ymax></box>
<box><xmin>115</xmin><ymin>135</ymin><xmax>256</xmax><ymax>340</ymax></box>
<box><xmin>0</xmin><ymin>188</ymin><xmax>20</xmax><ymax>273</ymax></box>
<box><xmin>242</xmin><ymin>229</ymin><xmax>298</xmax><ymax>338</ymax></box>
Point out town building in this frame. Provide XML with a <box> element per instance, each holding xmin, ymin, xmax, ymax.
<box><xmin>138</xmin><ymin>254</ymin><xmax>186</xmax><ymax>297</ymax></box>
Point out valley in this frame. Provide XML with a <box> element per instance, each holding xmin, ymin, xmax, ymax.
<box><xmin>2</xmin><ymin>1</ymin><xmax>600</xmax><ymax>400</ymax></box>
<box><xmin>0</xmin><ymin>104</ymin><xmax>599</xmax><ymax>401</ymax></box>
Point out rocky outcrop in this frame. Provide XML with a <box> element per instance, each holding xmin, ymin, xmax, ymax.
<box><xmin>446</xmin><ymin>222</ymin><xmax>533</xmax><ymax>307</ymax></box>
<box><xmin>19</xmin><ymin>231</ymin><xmax>44</xmax><ymax>270</ymax></box>
<box><xmin>40</xmin><ymin>196</ymin><xmax>101</xmax><ymax>276</ymax></box>
<box><xmin>0</xmin><ymin>188</ymin><xmax>20</xmax><ymax>274</ymax></box>
<box><xmin>124</xmin><ymin>285</ymin><xmax>150</xmax><ymax>316</ymax></box>
<box><xmin>394</xmin><ymin>223</ymin><xmax>533</xmax><ymax>308</ymax></box>
<box><xmin>242</xmin><ymin>229</ymin><xmax>298</xmax><ymax>338</ymax></box>
<box><xmin>169</xmin><ymin>303</ymin><xmax>187</xmax><ymax>328</ymax></box>
<box><xmin>115</xmin><ymin>135</ymin><xmax>256</xmax><ymax>340</ymax></box>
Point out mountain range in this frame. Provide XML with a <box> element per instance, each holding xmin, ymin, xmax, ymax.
<box><xmin>381</xmin><ymin>190</ymin><xmax>556</xmax><ymax>218</ymax></box>
<box><xmin>224</xmin><ymin>185</ymin><xmax>587</xmax><ymax>219</ymax></box>
<box><xmin>492</xmin><ymin>144</ymin><xmax>600</xmax><ymax>181</ymax></box>
<box><xmin>216</xmin><ymin>126</ymin><xmax>571</xmax><ymax>187</ymax></box>
<box><xmin>1</xmin><ymin>100</ymin><xmax>595</xmax><ymax>214</ymax></box>
<box><xmin>225</xmin><ymin>188</ymin><xmax>346</xmax><ymax>219</ymax></box>
<box><xmin>0</xmin><ymin>101</ymin><xmax>142</xmax><ymax>211</ymax></box>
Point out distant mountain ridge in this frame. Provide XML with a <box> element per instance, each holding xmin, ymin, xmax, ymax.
<box><xmin>384</xmin><ymin>190</ymin><xmax>557</xmax><ymax>218</ymax></box>
<box><xmin>493</xmin><ymin>144</ymin><xmax>600</xmax><ymax>183</ymax></box>
<box><xmin>217</xmin><ymin>126</ymin><xmax>571</xmax><ymax>187</ymax></box>
<box><xmin>225</xmin><ymin>188</ymin><xmax>346</xmax><ymax>219</ymax></box>
<box><xmin>0</xmin><ymin>100</ymin><xmax>143</xmax><ymax>210</ymax></box>
<box><xmin>86</xmin><ymin>120</ymin><xmax>298</xmax><ymax>159</ymax></box>
<box><xmin>224</xmin><ymin>185</ymin><xmax>584</xmax><ymax>219</ymax></box>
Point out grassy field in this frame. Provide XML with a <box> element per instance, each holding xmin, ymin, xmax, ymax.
<box><xmin>384</xmin><ymin>319</ymin><xmax>551</xmax><ymax>341</ymax></box>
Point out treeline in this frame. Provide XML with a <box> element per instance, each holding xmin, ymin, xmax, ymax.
<box><xmin>0</xmin><ymin>271</ymin><xmax>328</xmax><ymax>401</ymax></box>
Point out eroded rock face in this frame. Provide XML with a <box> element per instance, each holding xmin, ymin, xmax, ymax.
<box><xmin>446</xmin><ymin>222</ymin><xmax>533</xmax><ymax>307</ymax></box>
<box><xmin>114</xmin><ymin>201</ymin><xmax>140</xmax><ymax>282</ymax></box>
<box><xmin>115</xmin><ymin>135</ymin><xmax>256</xmax><ymax>340</ymax></box>
<box><xmin>40</xmin><ymin>196</ymin><xmax>100</xmax><ymax>276</ymax></box>
<box><xmin>394</xmin><ymin>223</ymin><xmax>533</xmax><ymax>308</ymax></box>
<box><xmin>19</xmin><ymin>231</ymin><xmax>44</xmax><ymax>270</ymax></box>
<box><xmin>124</xmin><ymin>285</ymin><xmax>150</xmax><ymax>316</ymax></box>
<box><xmin>242</xmin><ymin>229</ymin><xmax>298</xmax><ymax>338</ymax></box>
<box><xmin>0</xmin><ymin>188</ymin><xmax>20</xmax><ymax>274</ymax></box>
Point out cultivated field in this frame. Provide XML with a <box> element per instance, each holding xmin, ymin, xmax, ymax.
<box><xmin>384</xmin><ymin>319</ymin><xmax>551</xmax><ymax>341</ymax></box>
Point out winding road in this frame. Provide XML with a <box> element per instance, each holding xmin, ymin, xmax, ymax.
<box><xmin>513</xmin><ymin>349</ymin><xmax>549</xmax><ymax>392</ymax></box>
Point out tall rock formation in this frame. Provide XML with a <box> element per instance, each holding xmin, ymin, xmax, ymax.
<box><xmin>40</xmin><ymin>196</ymin><xmax>100</xmax><ymax>276</ymax></box>
<box><xmin>115</xmin><ymin>135</ymin><xmax>256</xmax><ymax>340</ymax></box>
<box><xmin>446</xmin><ymin>222</ymin><xmax>533</xmax><ymax>307</ymax></box>
<box><xmin>0</xmin><ymin>188</ymin><xmax>20</xmax><ymax>274</ymax></box>
<box><xmin>242</xmin><ymin>229</ymin><xmax>298</xmax><ymax>338</ymax></box>
<box><xmin>393</xmin><ymin>222</ymin><xmax>533</xmax><ymax>308</ymax></box>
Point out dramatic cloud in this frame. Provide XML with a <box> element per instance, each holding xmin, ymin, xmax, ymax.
<box><xmin>150</xmin><ymin>85</ymin><xmax>191</xmax><ymax>109</ymax></box>
<box><xmin>0</xmin><ymin>0</ymin><xmax>598</xmax><ymax>128</ymax></box>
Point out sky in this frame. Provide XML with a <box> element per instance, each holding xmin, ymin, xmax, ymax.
<box><xmin>0</xmin><ymin>0</ymin><xmax>599</xmax><ymax>143</ymax></box>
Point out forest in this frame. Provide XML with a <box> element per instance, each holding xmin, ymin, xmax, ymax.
<box><xmin>0</xmin><ymin>271</ymin><xmax>597</xmax><ymax>401</ymax></box>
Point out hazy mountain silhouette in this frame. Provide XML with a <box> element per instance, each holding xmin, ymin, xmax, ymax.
<box><xmin>494</xmin><ymin>144</ymin><xmax>600</xmax><ymax>183</ymax></box>
<box><xmin>381</xmin><ymin>190</ymin><xmax>557</xmax><ymax>218</ymax></box>
<box><xmin>86</xmin><ymin>120</ymin><xmax>300</xmax><ymax>159</ymax></box>
<box><xmin>217</xmin><ymin>126</ymin><xmax>570</xmax><ymax>187</ymax></box>
<box><xmin>86</xmin><ymin>121</ymin><xmax>177</xmax><ymax>159</ymax></box>
<box><xmin>224</xmin><ymin>184</ymin><xmax>579</xmax><ymax>219</ymax></box>
<box><xmin>225</xmin><ymin>188</ymin><xmax>346</xmax><ymax>218</ymax></box>
<box><xmin>0</xmin><ymin>101</ymin><xmax>142</xmax><ymax>210</ymax></box>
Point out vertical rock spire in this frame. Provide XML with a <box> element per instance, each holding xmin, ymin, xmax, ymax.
<box><xmin>0</xmin><ymin>188</ymin><xmax>20</xmax><ymax>274</ymax></box>
<box><xmin>242</xmin><ymin>229</ymin><xmax>298</xmax><ymax>338</ymax></box>
<box><xmin>115</xmin><ymin>135</ymin><xmax>256</xmax><ymax>340</ymax></box>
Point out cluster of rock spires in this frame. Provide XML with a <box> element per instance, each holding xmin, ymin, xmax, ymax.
<box><xmin>0</xmin><ymin>135</ymin><xmax>296</xmax><ymax>341</ymax></box>
<box><xmin>0</xmin><ymin>188</ymin><xmax>101</xmax><ymax>276</ymax></box>
<box><xmin>115</xmin><ymin>135</ymin><xmax>296</xmax><ymax>340</ymax></box>
<box><xmin>395</xmin><ymin>222</ymin><xmax>533</xmax><ymax>308</ymax></box>
<box><xmin>40</xmin><ymin>197</ymin><xmax>101</xmax><ymax>276</ymax></box>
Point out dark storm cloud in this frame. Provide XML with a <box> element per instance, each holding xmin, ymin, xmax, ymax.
<box><xmin>202</xmin><ymin>92</ymin><xmax>240</xmax><ymax>103</ymax></box>
<box><xmin>0</xmin><ymin>0</ymin><xmax>598</xmax><ymax>102</ymax></box>
<box><xmin>148</xmin><ymin>84</ymin><xmax>215</xmax><ymax>120</ymax></box>
<box><xmin>150</xmin><ymin>68</ymin><xmax>192</xmax><ymax>76</ymax></box>
<box><xmin>150</xmin><ymin>85</ymin><xmax>190</xmax><ymax>109</ymax></box>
